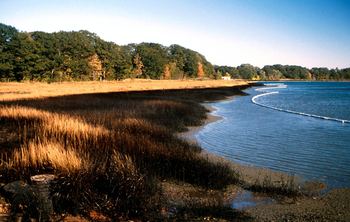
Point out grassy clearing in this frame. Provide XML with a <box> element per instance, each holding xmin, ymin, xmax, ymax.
<box><xmin>0</xmin><ymin>85</ymin><xmax>249</xmax><ymax>220</ymax></box>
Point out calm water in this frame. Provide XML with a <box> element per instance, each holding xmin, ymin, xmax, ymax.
<box><xmin>196</xmin><ymin>82</ymin><xmax>350</xmax><ymax>189</ymax></box>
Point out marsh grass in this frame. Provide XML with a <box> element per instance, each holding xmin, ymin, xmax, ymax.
<box><xmin>241</xmin><ymin>174</ymin><xmax>302</xmax><ymax>197</ymax></box>
<box><xmin>0</xmin><ymin>86</ymin><xmax>248</xmax><ymax>219</ymax></box>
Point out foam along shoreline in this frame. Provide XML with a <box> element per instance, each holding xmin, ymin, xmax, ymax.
<box><xmin>254</xmin><ymin>83</ymin><xmax>287</xmax><ymax>91</ymax></box>
<box><xmin>180</xmin><ymin>84</ymin><xmax>350</xmax><ymax>221</ymax></box>
<box><xmin>252</xmin><ymin>84</ymin><xmax>350</xmax><ymax>124</ymax></box>
<box><xmin>180</xmin><ymin>93</ymin><xmax>303</xmax><ymax>191</ymax></box>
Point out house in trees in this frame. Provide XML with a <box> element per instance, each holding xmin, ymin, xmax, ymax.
<box><xmin>221</xmin><ymin>73</ymin><xmax>231</xmax><ymax>80</ymax></box>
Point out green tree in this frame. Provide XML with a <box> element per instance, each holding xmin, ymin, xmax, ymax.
<box><xmin>169</xmin><ymin>44</ymin><xmax>214</xmax><ymax>78</ymax></box>
<box><xmin>169</xmin><ymin>44</ymin><xmax>186</xmax><ymax>72</ymax></box>
<box><xmin>262</xmin><ymin>66</ymin><xmax>283</xmax><ymax>80</ymax></box>
<box><xmin>136</xmin><ymin>43</ymin><xmax>168</xmax><ymax>79</ymax></box>
<box><xmin>0</xmin><ymin>23</ymin><xmax>18</xmax><ymax>81</ymax></box>
<box><xmin>237</xmin><ymin>64</ymin><xmax>257</xmax><ymax>79</ymax></box>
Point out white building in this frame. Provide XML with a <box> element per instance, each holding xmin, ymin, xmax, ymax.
<box><xmin>221</xmin><ymin>75</ymin><xmax>231</xmax><ymax>80</ymax></box>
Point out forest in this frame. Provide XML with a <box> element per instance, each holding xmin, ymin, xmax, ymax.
<box><xmin>215</xmin><ymin>64</ymin><xmax>350</xmax><ymax>80</ymax></box>
<box><xmin>1</xmin><ymin>23</ymin><xmax>349</xmax><ymax>82</ymax></box>
<box><xmin>0</xmin><ymin>23</ymin><xmax>214</xmax><ymax>82</ymax></box>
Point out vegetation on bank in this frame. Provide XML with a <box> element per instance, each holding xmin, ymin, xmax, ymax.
<box><xmin>0</xmin><ymin>86</ymin><xmax>251</xmax><ymax>220</ymax></box>
<box><xmin>215</xmin><ymin>64</ymin><xmax>350</xmax><ymax>81</ymax></box>
<box><xmin>1</xmin><ymin>23</ymin><xmax>349</xmax><ymax>82</ymax></box>
<box><xmin>0</xmin><ymin>23</ymin><xmax>214</xmax><ymax>82</ymax></box>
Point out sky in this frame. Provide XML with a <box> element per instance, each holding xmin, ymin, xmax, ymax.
<box><xmin>0</xmin><ymin>0</ymin><xmax>350</xmax><ymax>68</ymax></box>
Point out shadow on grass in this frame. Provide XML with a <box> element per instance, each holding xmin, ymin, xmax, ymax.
<box><xmin>0</xmin><ymin>85</ymin><xmax>252</xmax><ymax>220</ymax></box>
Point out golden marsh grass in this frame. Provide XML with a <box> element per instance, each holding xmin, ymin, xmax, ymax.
<box><xmin>0</xmin><ymin>81</ymin><xmax>250</xmax><ymax>219</ymax></box>
<box><xmin>0</xmin><ymin>79</ymin><xmax>248</xmax><ymax>101</ymax></box>
<box><xmin>11</xmin><ymin>141</ymin><xmax>85</xmax><ymax>172</ymax></box>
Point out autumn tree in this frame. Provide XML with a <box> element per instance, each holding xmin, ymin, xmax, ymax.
<box><xmin>132</xmin><ymin>53</ymin><xmax>143</xmax><ymax>78</ymax></box>
<box><xmin>162</xmin><ymin>64</ymin><xmax>171</xmax><ymax>79</ymax></box>
<box><xmin>169</xmin><ymin>44</ymin><xmax>212</xmax><ymax>78</ymax></box>
<box><xmin>88</xmin><ymin>53</ymin><xmax>103</xmax><ymax>80</ymax></box>
<box><xmin>167</xmin><ymin>62</ymin><xmax>183</xmax><ymax>79</ymax></box>
<box><xmin>197</xmin><ymin>62</ymin><xmax>204</xmax><ymax>78</ymax></box>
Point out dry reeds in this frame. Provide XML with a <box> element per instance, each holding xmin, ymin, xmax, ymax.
<box><xmin>0</xmin><ymin>79</ymin><xmax>249</xmax><ymax>101</ymax></box>
<box><xmin>0</xmin><ymin>86</ymin><xmax>249</xmax><ymax>219</ymax></box>
<box><xmin>0</xmin><ymin>105</ymin><xmax>108</xmax><ymax>137</ymax></box>
<box><xmin>10</xmin><ymin>141</ymin><xmax>84</xmax><ymax>172</ymax></box>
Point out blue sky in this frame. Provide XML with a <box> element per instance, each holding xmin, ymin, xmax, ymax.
<box><xmin>1</xmin><ymin>0</ymin><xmax>349</xmax><ymax>68</ymax></box>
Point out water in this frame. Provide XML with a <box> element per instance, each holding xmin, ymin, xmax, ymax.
<box><xmin>196</xmin><ymin>82</ymin><xmax>350</xmax><ymax>189</ymax></box>
<box><xmin>231</xmin><ymin>191</ymin><xmax>274</xmax><ymax>210</ymax></box>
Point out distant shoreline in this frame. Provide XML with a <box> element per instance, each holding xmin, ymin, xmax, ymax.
<box><xmin>254</xmin><ymin>79</ymin><xmax>350</xmax><ymax>82</ymax></box>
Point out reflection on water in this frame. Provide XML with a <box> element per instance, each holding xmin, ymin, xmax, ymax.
<box><xmin>231</xmin><ymin>191</ymin><xmax>274</xmax><ymax>210</ymax></box>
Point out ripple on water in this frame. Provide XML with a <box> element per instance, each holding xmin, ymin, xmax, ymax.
<box><xmin>196</xmin><ymin>82</ymin><xmax>350</xmax><ymax>189</ymax></box>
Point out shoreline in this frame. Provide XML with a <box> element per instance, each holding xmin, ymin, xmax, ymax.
<box><xmin>179</xmin><ymin>92</ymin><xmax>305</xmax><ymax>190</ymax></box>
<box><xmin>183</xmin><ymin>85</ymin><xmax>349</xmax><ymax>193</ymax></box>
<box><xmin>177</xmin><ymin>100</ymin><xmax>224</xmax><ymax>144</ymax></box>
<box><xmin>175</xmin><ymin>87</ymin><xmax>350</xmax><ymax>221</ymax></box>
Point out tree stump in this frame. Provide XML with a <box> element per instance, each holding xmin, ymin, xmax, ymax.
<box><xmin>30</xmin><ymin>174</ymin><xmax>55</xmax><ymax>221</ymax></box>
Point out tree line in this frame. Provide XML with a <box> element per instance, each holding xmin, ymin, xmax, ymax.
<box><xmin>214</xmin><ymin>64</ymin><xmax>350</xmax><ymax>80</ymax></box>
<box><xmin>1</xmin><ymin>23</ymin><xmax>349</xmax><ymax>82</ymax></box>
<box><xmin>0</xmin><ymin>23</ymin><xmax>214</xmax><ymax>81</ymax></box>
